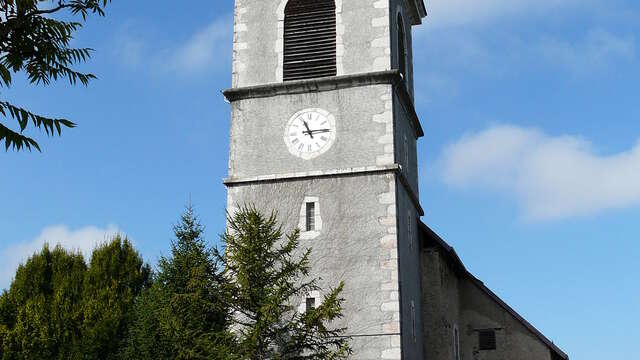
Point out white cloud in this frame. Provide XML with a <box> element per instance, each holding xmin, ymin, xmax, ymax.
<box><xmin>112</xmin><ymin>15</ymin><xmax>232</xmax><ymax>76</ymax></box>
<box><xmin>159</xmin><ymin>16</ymin><xmax>232</xmax><ymax>75</ymax></box>
<box><xmin>441</xmin><ymin>125</ymin><xmax>640</xmax><ymax>220</ymax></box>
<box><xmin>539</xmin><ymin>29</ymin><xmax>635</xmax><ymax>73</ymax></box>
<box><xmin>1</xmin><ymin>225</ymin><xmax>121</xmax><ymax>291</ymax></box>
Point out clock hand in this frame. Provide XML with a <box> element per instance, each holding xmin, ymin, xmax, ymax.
<box><xmin>302</xmin><ymin>121</ymin><xmax>314</xmax><ymax>139</ymax></box>
<box><xmin>303</xmin><ymin>129</ymin><xmax>330</xmax><ymax>135</ymax></box>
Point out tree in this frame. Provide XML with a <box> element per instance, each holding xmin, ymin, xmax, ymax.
<box><xmin>217</xmin><ymin>206</ymin><xmax>351</xmax><ymax>360</ymax></box>
<box><xmin>122</xmin><ymin>205</ymin><xmax>232</xmax><ymax>360</ymax></box>
<box><xmin>0</xmin><ymin>0</ymin><xmax>111</xmax><ymax>152</ymax></box>
<box><xmin>0</xmin><ymin>244</ymin><xmax>86</xmax><ymax>359</ymax></box>
<box><xmin>81</xmin><ymin>235</ymin><xmax>151</xmax><ymax>359</ymax></box>
<box><xmin>0</xmin><ymin>236</ymin><xmax>150</xmax><ymax>359</ymax></box>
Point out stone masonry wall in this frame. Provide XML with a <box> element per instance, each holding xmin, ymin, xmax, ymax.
<box><xmin>227</xmin><ymin>173</ymin><xmax>402</xmax><ymax>359</ymax></box>
<box><xmin>232</xmin><ymin>0</ymin><xmax>392</xmax><ymax>88</ymax></box>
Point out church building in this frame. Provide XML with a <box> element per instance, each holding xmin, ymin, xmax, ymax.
<box><xmin>223</xmin><ymin>0</ymin><xmax>569</xmax><ymax>359</ymax></box>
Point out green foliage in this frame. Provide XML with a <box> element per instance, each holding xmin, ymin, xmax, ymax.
<box><xmin>120</xmin><ymin>284</ymin><xmax>173</xmax><ymax>359</ymax></box>
<box><xmin>81</xmin><ymin>235</ymin><xmax>151</xmax><ymax>359</ymax></box>
<box><xmin>0</xmin><ymin>0</ymin><xmax>111</xmax><ymax>152</ymax></box>
<box><xmin>217</xmin><ymin>206</ymin><xmax>351</xmax><ymax>359</ymax></box>
<box><xmin>0</xmin><ymin>244</ymin><xmax>86</xmax><ymax>359</ymax></box>
<box><xmin>122</xmin><ymin>205</ymin><xmax>232</xmax><ymax>360</ymax></box>
<box><xmin>0</xmin><ymin>236</ymin><xmax>150</xmax><ymax>359</ymax></box>
<box><xmin>0</xmin><ymin>206</ymin><xmax>351</xmax><ymax>359</ymax></box>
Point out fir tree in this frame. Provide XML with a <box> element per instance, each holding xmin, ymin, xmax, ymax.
<box><xmin>122</xmin><ymin>205</ymin><xmax>232</xmax><ymax>360</ymax></box>
<box><xmin>217</xmin><ymin>206</ymin><xmax>351</xmax><ymax>360</ymax></box>
<box><xmin>81</xmin><ymin>235</ymin><xmax>151</xmax><ymax>359</ymax></box>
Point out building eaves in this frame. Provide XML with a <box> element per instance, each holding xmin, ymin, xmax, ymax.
<box><xmin>407</xmin><ymin>0</ymin><xmax>428</xmax><ymax>25</ymax></box>
<box><xmin>419</xmin><ymin>221</ymin><xmax>569</xmax><ymax>360</ymax></box>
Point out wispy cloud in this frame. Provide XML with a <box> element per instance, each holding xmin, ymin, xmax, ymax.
<box><xmin>440</xmin><ymin>125</ymin><xmax>640</xmax><ymax>221</ymax></box>
<box><xmin>539</xmin><ymin>29</ymin><xmax>635</xmax><ymax>74</ymax></box>
<box><xmin>159</xmin><ymin>16</ymin><xmax>233</xmax><ymax>75</ymax></box>
<box><xmin>0</xmin><ymin>225</ymin><xmax>121</xmax><ymax>290</ymax></box>
<box><xmin>424</xmin><ymin>0</ymin><xmax>593</xmax><ymax>30</ymax></box>
<box><xmin>413</xmin><ymin>28</ymin><xmax>635</xmax><ymax>102</ymax></box>
<box><xmin>114</xmin><ymin>32</ymin><xmax>145</xmax><ymax>68</ymax></box>
<box><xmin>112</xmin><ymin>15</ymin><xmax>232</xmax><ymax>77</ymax></box>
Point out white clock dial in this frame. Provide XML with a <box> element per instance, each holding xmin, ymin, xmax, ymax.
<box><xmin>284</xmin><ymin>108</ymin><xmax>336</xmax><ymax>160</ymax></box>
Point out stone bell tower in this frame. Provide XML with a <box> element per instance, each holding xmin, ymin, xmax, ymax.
<box><xmin>223</xmin><ymin>0</ymin><xmax>427</xmax><ymax>358</ymax></box>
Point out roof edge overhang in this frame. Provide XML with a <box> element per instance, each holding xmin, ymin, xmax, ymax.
<box><xmin>419</xmin><ymin>222</ymin><xmax>569</xmax><ymax>360</ymax></box>
<box><xmin>408</xmin><ymin>0</ymin><xmax>428</xmax><ymax>25</ymax></box>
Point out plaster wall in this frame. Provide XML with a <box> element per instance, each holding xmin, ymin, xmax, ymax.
<box><xmin>420</xmin><ymin>246</ymin><xmax>557</xmax><ymax>360</ymax></box>
<box><xmin>389</xmin><ymin>0</ymin><xmax>416</xmax><ymax>98</ymax></box>
<box><xmin>227</xmin><ymin>85</ymin><xmax>394</xmax><ymax>180</ymax></box>
<box><xmin>232</xmin><ymin>0</ymin><xmax>393</xmax><ymax>88</ymax></box>
<box><xmin>226</xmin><ymin>173</ymin><xmax>403</xmax><ymax>359</ymax></box>
<box><xmin>459</xmin><ymin>280</ymin><xmax>554</xmax><ymax>360</ymax></box>
<box><xmin>392</xmin><ymin>91</ymin><xmax>419</xmax><ymax>195</ymax></box>
<box><xmin>395</xmin><ymin>183</ymin><xmax>424</xmax><ymax>359</ymax></box>
<box><xmin>421</xmin><ymin>248</ymin><xmax>462</xmax><ymax>360</ymax></box>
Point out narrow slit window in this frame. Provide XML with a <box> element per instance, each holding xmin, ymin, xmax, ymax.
<box><xmin>411</xmin><ymin>300</ymin><xmax>416</xmax><ymax>343</ymax></box>
<box><xmin>397</xmin><ymin>14</ymin><xmax>407</xmax><ymax>79</ymax></box>
<box><xmin>305</xmin><ymin>297</ymin><xmax>316</xmax><ymax>312</ymax></box>
<box><xmin>454</xmin><ymin>326</ymin><xmax>460</xmax><ymax>360</ymax></box>
<box><xmin>284</xmin><ymin>0</ymin><xmax>337</xmax><ymax>81</ymax></box>
<box><xmin>306</xmin><ymin>202</ymin><xmax>315</xmax><ymax>231</ymax></box>
<box><xmin>408</xmin><ymin>210</ymin><xmax>414</xmax><ymax>249</ymax></box>
<box><xmin>478</xmin><ymin>329</ymin><xmax>497</xmax><ymax>350</ymax></box>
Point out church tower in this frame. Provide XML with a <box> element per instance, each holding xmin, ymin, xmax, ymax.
<box><xmin>223</xmin><ymin>0</ymin><xmax>428</xmax><ymax>358</ymax></box>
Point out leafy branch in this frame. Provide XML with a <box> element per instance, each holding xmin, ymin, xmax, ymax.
<box><xmin>0</xmin><ymin>0</ymin><xmax>110</xmax><ymax>152</ymax></box>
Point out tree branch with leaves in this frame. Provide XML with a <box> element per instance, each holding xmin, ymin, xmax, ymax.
<box><xmin>0</xmin><ymin>0</ymin><xmax>110</xmax><ymax>151</ymax></box>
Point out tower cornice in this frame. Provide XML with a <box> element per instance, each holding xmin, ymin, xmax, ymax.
<box><xmin>224</xmin><ymin>163</ymin><xmax>424</xmax><ymax>216</ymax></box>
<box><xmin>222</xmin><ymin>70</ymin><xmax>424</xmax><ymax>138</ymax></box>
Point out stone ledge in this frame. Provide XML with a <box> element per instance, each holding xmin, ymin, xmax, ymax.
<box><xmin>222</xmin><ymin>70</ymin><xmax>424</xmax><ymax>138</ymax></box>
<box><xmin>224</xmin><ymin>164</ymin><xmax>400</xmax><ymax>185</ymax></box>
<box><xmin>224</xmin><ymin>163</ymin><xmax>424</xmax><ymax>216</ymax></box>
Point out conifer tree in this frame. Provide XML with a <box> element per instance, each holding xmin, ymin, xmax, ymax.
<box><xmin>122</xmin><ymin>205</ymin><xmax>232</xmax><ymax>360</ymax></box>
<box><xmin>0</xmin><ymin>245</ymin><xmax>86</xmax><ymax>359</ymax></box>
<box><xmin>0</xmin><ymin>237</ymin><xmax>150</xmax><ymax>359</ymax></box>
<box><xmin>81</xmin><ymin>235</ymin><xmax>151</xmax><ymax>359</ymax></box>
<box><xmin>217</xmin><ymin>206</ymin><xmax>351</xmax><ymax>360</ymax></box>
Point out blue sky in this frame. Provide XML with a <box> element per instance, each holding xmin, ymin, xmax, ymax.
<box><xmin>1</xmin><ymin>0</ymin><xmax>639</xmax><ymax>359</ymax></box>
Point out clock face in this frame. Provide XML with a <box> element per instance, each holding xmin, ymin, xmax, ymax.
<box><xmin>284</xmin><ymin>108</ymin><xmax>336</xmax><ymax>160</ymax></box>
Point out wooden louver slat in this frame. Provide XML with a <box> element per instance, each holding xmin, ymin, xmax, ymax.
<box><xmin>284</xmin><ymin>0</ymin><xmax>337</xmax><ymax>81</ymax></box>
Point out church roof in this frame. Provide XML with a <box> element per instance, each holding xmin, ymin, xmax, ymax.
<box><xmin>411</xmin><ymin>0</ymin><xmax>428</xmax><ymax>25</ymax></box>
<box><xmin>419</xmin><ymin>222</ymin><xmax>569</xmax><ymax>360</ymax></box>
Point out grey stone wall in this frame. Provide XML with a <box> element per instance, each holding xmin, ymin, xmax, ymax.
<box><xmin>389</xmin><ymin>0</ymin><xmax>415</xmax><ymax>99</ymax></box>
<box><xmin>421</xmin><ymin>248</ymin><xmax>462</xmax><ymax>360</ymax></box>
<box><xmin>421</xmin><ymin>247</ymin><xmax>557</xmax><ymax>360</ymax></box>
<box><xmin>227</xmin><ymin>85</ymin><xmax>393</xmax><ymax>180</ymax></box>
<box><xmin>460</xmin><ymin>280</ymin><xmax>553</xmax><ymax>360</ymax></box>
<box><xmin>392</xmin><ymin>91</ymin><xmax>419</xmax><ymax>196</ymax></box>
<box><xmin>227</xmin><ymin>173</ymin><xmax>403</xmax><ymax>359</ymax></box>
<box><xmin>232</xmin><ymin>0</ymin><xmax>393</xmax><ymax>88</ymax></box>
<box><xmin>395</xmin><ymin>183</ymin><xmax>424</xmax><ymax>359</ymax></box>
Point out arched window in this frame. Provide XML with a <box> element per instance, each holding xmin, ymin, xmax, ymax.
<box><xmin>397</xmin><ymin>14</ymin><xmax>407</xmax><ymax>79</ymax></box>
<box><xmin>283</xmin><ymin>0</ymin><xmax>337</xmax><ymax>81</ymax></box>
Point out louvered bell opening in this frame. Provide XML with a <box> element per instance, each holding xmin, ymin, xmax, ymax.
<box><xmin>478</xmin><ymin>330</ymin><xmax>497</xmax><ymax>351</ymax></box>
<box><xmin>284</xmin><ymin>0</ymin><xmax>337</xmax><ymax>81</ymax></box>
